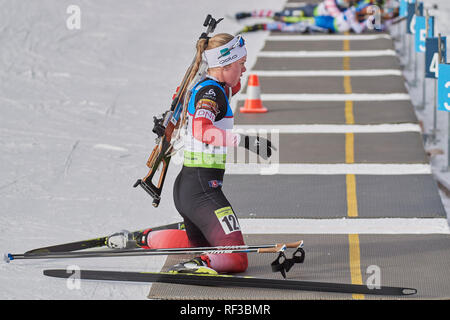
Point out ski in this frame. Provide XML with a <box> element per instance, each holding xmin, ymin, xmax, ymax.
<box><xmin>43</xmin><ymin>268</ymin><xmax>417</xmax><ymax>296</ymax></box>
<box><xmin>22</xmin><ymin>221</ymin><xmax>185</xmax><ymax>255</ymax></box>
<box><xmin>6</xmin><ymin>241</ymin><xmax>303</xmax><ymax>262</ymax></box>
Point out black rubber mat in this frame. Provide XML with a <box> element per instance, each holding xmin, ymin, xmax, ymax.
<box><xmin>227</xmin><ymin>132</ymin><xmax>427</xmax><ymax>164</ymax></box>
<box><xmin>358</xmin><ymin>234</ymin><xmax>450</xmax><ymax>299</ymax></box>
<box><xmin>241</xmin><ymin>76</ymin><xmax>407</xmax><ymax>94</ymax></box>
<box><xmin>148</xmin><ymin>234</ymin><xmax>353</xmax><ymax>300</ymax></box>
<box><xmin>235</xmin><ymin>100</ymin><xmax>348</xmax><ymax>124</ymax></box>
<box><xmin>262</xmin><ymin>38</ymin><xmax>395</xmax><ymax>51</ymax></box>
<box><xmin>354</xmin><ymin>132</ymin><xmax>427</xmax><ymax>163</ymax></box>
<box><xmin>252</xmin><ymin>56</ymin><xmax>401</xmax><ymax>70</ymax></box>
<box><xmin>276</xmin><ymin>133</ymin><xmax>345</xmax><ymax>163</ymax></box>
<box><xmin>148</xmin><ymin>234</ymin><xmax>450</xmax><ymax>299</ymax></box>
<box><xmin>355</xmin><ymin>175</ymin><xmax>446</xmax><ymax>218</ymax></box>
<box><xmin>353</xmin><ymin>100</ymin><xmax>418</xmax><ymax>124</ymax></box>
<box><xmin>225</xmin><ymin>174</ymin><xmax>347</xmax><ymax>219</ymax></box>
<box><xmin>234</xmin><ymin>100</ymin><xmax>418</xmax><ymax>125</ymax></box>
<box><xmin>222</xmin><ymin>174</ymin><xmax>445</xmax><ymax>218</ymax></box>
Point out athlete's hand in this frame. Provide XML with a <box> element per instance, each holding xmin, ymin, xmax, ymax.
<box><xmin>239</xmin><ymin>135</ymin><xmax>276</xmax><ymax>160</ymax></box>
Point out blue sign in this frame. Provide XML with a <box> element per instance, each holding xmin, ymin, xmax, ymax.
<box><xmin>415</xmin><ymin>16</ymin><xmax>434</xmax><ymax>52</ymax></box>
<box><xmin>407</xmin><ymin>2</ymin><xmax>423</xmax><ymax>35</ymax></box>
<box><xmin>399</xmin><ymin>0</ymin><xmax>408</xmax><ymax>18</ymax></box>
<box><xmin>425</xmin><ymin>37</ymin><xmax>446</xmax><ymax>79</ymax></box>
<box><xmin>437</xmin><ymin>64</ymin><xmax>450</xmax><ymax>112</ymax></box>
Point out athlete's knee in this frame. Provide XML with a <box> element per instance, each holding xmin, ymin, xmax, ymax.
<box><xmin>235</xmin><ymin>253</ymin><xmax>248</xmax><ymax>273</ymax></box>
<box><xmin>206</xmin><ymin>252</ymin><xmax>248</xmax><ymax>273</ymax></box>
<box><xmin>147</xmin><ymin>229</ymin><xmax>190</xmax><ymax>249</ymax></box>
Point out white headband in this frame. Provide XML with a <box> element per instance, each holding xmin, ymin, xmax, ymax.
<box><xmin>203</xmin><ymin>35</ymin><xmax>247</xmax><ymax>68</ymax></box>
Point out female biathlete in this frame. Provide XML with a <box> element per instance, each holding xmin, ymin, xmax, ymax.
<box><xmin>108</xmin><ymin>34</ymin><xmax>274</xmax><ymax>275</ymax></box>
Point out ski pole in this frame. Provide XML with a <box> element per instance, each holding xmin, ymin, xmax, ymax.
<box><xmin>6</xmin><ymin>245</ymin><xmax>286</xmax><ymax>262</ymax></box>
<box><xmin>5</xmin><ymin>241</ymin><xmax>303</xmax><ymax>262</ymax></box>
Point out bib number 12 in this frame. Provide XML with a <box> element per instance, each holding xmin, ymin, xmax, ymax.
<box><xmin>215</xmin><ymin>206</ymin><xmax>241</xmax><ymax>235</ymax></box>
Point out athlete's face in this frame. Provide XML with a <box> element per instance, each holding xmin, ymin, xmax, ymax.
<box><xmin>222</xmin><ymin>56</ymin><xmax>247</xmax><ymax>87</ymax></box>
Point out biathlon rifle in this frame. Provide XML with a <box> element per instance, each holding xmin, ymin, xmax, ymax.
<box><xmin>133</xmin><ymin>15</ymin><xmax>223</xmax><ymax>207</ymax></box>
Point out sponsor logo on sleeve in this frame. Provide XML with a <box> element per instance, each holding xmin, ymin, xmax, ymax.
<box><xmin>194</xmin><ymin>109</ymin><xmax>215</xmax><ymax>122</ymax></box>
<box><xmin>196</xmin><ymin>98</ymin><xmax>220</xmax><ymax>116</ymax></box>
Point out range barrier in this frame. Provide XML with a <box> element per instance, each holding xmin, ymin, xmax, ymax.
<box><xmin>395</xmin><ymin>0</ymin><xmax>449</xmax><ymax>167</ymax></box>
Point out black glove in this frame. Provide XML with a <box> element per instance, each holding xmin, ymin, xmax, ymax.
<box><xmin>239</xmin><ymin>135</ymin><xmax>275</xmax><ymax>160</ymax></box>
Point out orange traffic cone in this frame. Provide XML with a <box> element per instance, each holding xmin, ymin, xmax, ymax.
<box><xmin>240</xmin><ymin>74</ymin><xmax>267</xmax><ymax>113</ymax></box>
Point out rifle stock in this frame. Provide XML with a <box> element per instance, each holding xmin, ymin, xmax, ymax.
<box><xmin>134</xmin><ymin>138</ymin><xmax>172</xmax><ymax>207</ymax></box>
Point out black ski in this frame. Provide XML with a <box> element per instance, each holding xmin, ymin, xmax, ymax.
<box><xmin>43</xmin><ymin>269</ymin><xmax>417</xmax><ymax>296</ymax></box>
<box><xmin>24</xmin><ymin>222</ymin><xmax>184</xmax><ymax>255</ymax></box>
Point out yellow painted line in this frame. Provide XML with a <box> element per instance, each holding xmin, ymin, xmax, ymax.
<box><xmin>348</xmin><ymin>234</ymin><xmax>365</xmax><ymax>299</ymax></box>
<box><xmin>343</xmin><ymin>74</ymin><xmax>352</xmax><ymax>93</ymax></box>
<box><xmin>343</xmin><ymin>35</ymin><xmax>364</xmax><ymax>300</ymax></box>
<box><xmin>345</xmin><ymin>133</ymin><xmax>355</xmax><ymax>164</ymax></box>
<box><xmin>343</xmin><ymin>38</ymin><xmax>355</xmax><ymax>166</ymax></box>
<box><xmin>343</xmin><ymin>36</ymin><xmax>357</xmax><ymax>217</ymax></box>
<box><xmin>343</xmin><ymin>39</ymin><xmax>354</xmax><ymax>125</ymax></box>
<box><xmin>345</xmin><ymin>101</ymin><xmax>354</xmax><ymax>124</ymax></box>
<box><xmin>343</xmin><ymin>56</ymin><xmax>351</xmax><ymax>70</ymax></box>
<box><xmin>343</xmin><ymin>38</ymin><xmax>351</xmax><ymax>51</ymax></box>
<box><xmin>346</xmin><ymin>174</ymin><xmax>358</xmax><ymax>217</ymax></box>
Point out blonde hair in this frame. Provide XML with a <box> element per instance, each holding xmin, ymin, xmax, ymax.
<box><xmin>185</xmin><ymin>33</ymin><xmax>234</xmax><ymax>86</ymax></box>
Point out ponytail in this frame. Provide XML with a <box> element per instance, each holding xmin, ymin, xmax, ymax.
<box><xmin>185</xmin><ymin>37</ymin><xmax>209</xmax><ymax>88</ymax></box>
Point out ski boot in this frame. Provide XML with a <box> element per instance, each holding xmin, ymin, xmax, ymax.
<box><xmin>134</xmin><ymin>228</ymin><xmax>152</xmax><ymax>249</ymax></box>
<box><xmin>168</xmin><ymin>257</ymin><xmax>218</xmax><ymax>275</ymax></box>
<box><xmin>106</xmin><ymin>228</ymin><xmax>152</xmax><ymax>249</ymax></box>
<box><xmin>106</xmin><ymin>230</ymin><xmax>136</xmax><ymax>249</ymax></box>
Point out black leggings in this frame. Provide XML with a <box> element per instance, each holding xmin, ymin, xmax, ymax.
<box><xmin>173</xmin><ymin>166</ymin><xmax>247</xmax><ymax>273</ymax></box>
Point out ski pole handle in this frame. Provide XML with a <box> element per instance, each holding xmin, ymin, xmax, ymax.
<box><xmin>257</xmin><ymin>244</ymin><xmax>285</xmax><ymax>253</ymax></box>
<box><xmin>256</xmin><ymin>241</ymin><xmax>303</xmax><ymax>253</ymax></box>
<box><xmin>282</xmin><ymin>241</ymin><xmax>303</xmax><ymax>249</ymax></box>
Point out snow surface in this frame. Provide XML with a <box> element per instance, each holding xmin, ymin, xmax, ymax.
<box><xmin>1</xmin><ymin>0</ymin><xmax>449</xmax><ymax>300</ymax></box>
<box><xmin>0</xmin><ymin>0</ymin><xmax>284</xmax><ymax>300</ymax></box>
